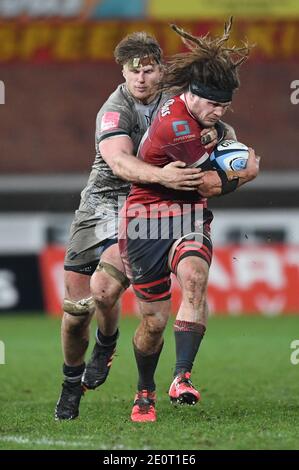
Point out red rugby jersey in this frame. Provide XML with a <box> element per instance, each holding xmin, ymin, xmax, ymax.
<box><xmin>126</xmin><ymin>94</ymin><xmax>213</xmax><ymax>214</ymax></box>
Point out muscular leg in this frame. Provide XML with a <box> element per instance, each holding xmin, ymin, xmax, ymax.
<box><xmin>82</xmin><ymin>243</ymin><xmax>128</xmax><ymax>389</ymax></box>
<box><xmin>133</xmin><ymin>299</ymin><xmax>171</xmax><ymax>391</ymax></box>
<box><xmin>168</xmin><ymin>256</ymin><xmax>209</xmax><ymax>405</ymax></box>
<box><xmin>62</xmin><ymin>270</ymin><xmax>94</xmax><ymax>366</ymax></box>
<box><xmin>130</xmin><ymin>299</ymin><xmax>171</xmax><ymax>422</ymax></box>
<box><xmin>55</xmin><ymin>270</ymin><xmax>94</xmax><ymax>420</ymax></box>
<box><xmin>176</xmin><ymin>256</ymin><xmax>209</xmax><ymax>327</ymax></box>
<box><xmin>91</xmin><ymin>243</ymin><xmax>126</xmax><ymax>336</ymax></box>
<box><xmin>174</xmin><ymin>256</ymin><xmax>209</xmax><ymax>375</ymax></box>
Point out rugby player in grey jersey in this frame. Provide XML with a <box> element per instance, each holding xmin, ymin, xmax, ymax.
<box><xmin>55</xmin><ymin>31</ymin><xmax>238</xmax><ymax>420</ymax></box>
<box><xmin>54</xmin><ymin>31</ymin><xmax>221</xmax><ymax>421</ymax></box>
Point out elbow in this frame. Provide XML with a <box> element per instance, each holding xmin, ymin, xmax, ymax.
<box><xmin>111</xmin><ymin>165</ymin><xmax>120</xmax><ymax>178</ymax></box>
<box><xmin>109</xmin><ymin>160</ymin><xmax>122</xmax><ymax>178</ymax></box>
<box><xmin>112</xmin><ymin>169</ymin><xmax>123</xmax><ymax>179</ymax></box>
<box><xmin>111</xmin><ymin>161</ymin><xmax>129</xmax><ymax>181</ymax></box>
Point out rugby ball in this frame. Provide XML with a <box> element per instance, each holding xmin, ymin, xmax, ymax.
<box><xmin>210</xmin><ymin>140</ymin><xmax>249</xmax><ymax>172</ymax></box>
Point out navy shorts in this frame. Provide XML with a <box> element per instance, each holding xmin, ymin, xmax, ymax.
<box><xmin>119</xmin><ymin>211</ymin><xmax>213</xmax><ymax>302</ymax></box>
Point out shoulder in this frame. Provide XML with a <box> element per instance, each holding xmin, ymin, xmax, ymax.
<box><xmin>96</xmin><ymin>85</ymin><xmax>134</xmax><ymax>134</ymax></box>
<box><xmin>159</xmin><ymin>95</ymin><xmax>193</xmax><ymax>124</ymax></box>
<box><xmin>98</xmin><ymin>84</ymin><xmax>132</xmax><ymax>116</ymax></box>
<box><xmin>155</xmin><ymin>95</ymin><xmax>198</xmax><ymax>139</ymax></box>
<box><xmin>159</xmin><ymin>95</ymin><xmax>184</xmax><ymax>116</ymax></box>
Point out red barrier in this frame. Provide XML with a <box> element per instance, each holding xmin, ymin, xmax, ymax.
<box><xmin>39</xmin><ymin>245</ymin><xmax>65</xmax><ymax>315</ymax></box>
<box><xmin>208</xmin><ymin>246</ymin><xmax>299</xmax><ymax>315</ymax></box>
<box><xmin>39</xmin><ymin>245</ymin><xmax>299</xmax><ymax>316</ymax></box>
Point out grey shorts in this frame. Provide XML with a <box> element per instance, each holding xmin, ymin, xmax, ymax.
<box><xmin>64</xmin><ymin>210</ymin><xmax>118</xmax><ymax>275</ymax></box>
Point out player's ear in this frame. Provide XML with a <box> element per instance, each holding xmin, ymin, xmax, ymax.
<box><xmin>122</xmin><ymin>66</ymin><xmax>127</xmax><ymax>79</ymax></box>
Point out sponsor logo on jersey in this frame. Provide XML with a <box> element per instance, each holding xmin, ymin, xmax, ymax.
<box><xmin>172</xmin><ymin>120</ymin><xmax>191</xmax><ymax>137</ymax></box>
<box><xmin>101</xmin><ymin>112</ymin><xmax>120</xmax><ymax>131</ymax></box>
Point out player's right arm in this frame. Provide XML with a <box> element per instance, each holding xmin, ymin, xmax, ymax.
<box><xmin>197</xmin><ymin>148</ymin><xmax>260</xmax><ymax>197</ymax></box>
<box><xmin>99</xmin><ymin>136</ymin><xmax>203</xmax><ymax>191</ymax></box>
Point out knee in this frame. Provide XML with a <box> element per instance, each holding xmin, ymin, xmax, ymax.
<box><xmin>143</xmin><ymin>311</ymin><xmax>169</xmax><ymax>337</ymax></box>
<box><xmin>181</xmin><ymin>268</ymin><xmax>207</xmax><ymax>297</ymax></box>
<box><xmin>90</xmin><ymin>271</ymin><xmax>122</xmax><ymax>310</ymax></box>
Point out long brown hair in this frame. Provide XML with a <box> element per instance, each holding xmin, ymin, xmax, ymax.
<box><xmin>161</xmin><ymin>18</ymin><xmax>251</xmax><ymax>96</ymax></box>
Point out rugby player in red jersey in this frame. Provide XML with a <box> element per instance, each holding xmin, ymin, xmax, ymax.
<box><xmin>119</xmin><ymin>19</ymin><xmax>260</xmax><ymax>422</ymax></box>
<box><xmin>55</xmin><ymin>31</ymin><xmax>224</xmax><ymax>421</ymax></box>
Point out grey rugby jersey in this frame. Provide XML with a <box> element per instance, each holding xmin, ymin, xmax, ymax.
<box><xmin>78</xmin><ymin>84</ymin><xmax>162</xmax><ymax>214</ymax></box>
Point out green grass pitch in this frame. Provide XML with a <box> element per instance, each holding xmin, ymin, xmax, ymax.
<box><xmin>0</xmin><ymin>314</ymin><xmax>299</xmax><ymax>450</ymax></box>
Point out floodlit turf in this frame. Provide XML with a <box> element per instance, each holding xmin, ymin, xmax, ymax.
<box><xmin>0</xmin><ymin>313</ymin><xmax>299</xmax><ymax>450</ymax></box>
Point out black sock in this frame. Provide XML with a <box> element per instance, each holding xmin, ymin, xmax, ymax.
<box><xmin>174</xmin><ymin>320</ymin><xmax>206</xmax><ymax>376</ymax></box>
<box><xmin>133</xmin><ymin>342</ymin><xmax>163</xmax><ymax>392</ymax></box>
<box><xmin>63</xmin><ymin>363</ymin><xmax>85</xmax><ymax>383</ymax></box>
<box><xmin>96</xmin><ymin>328</ymin><xmax>119</xmax><ymax>347</ymax></box>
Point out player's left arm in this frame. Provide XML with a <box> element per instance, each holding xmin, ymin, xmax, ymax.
<box><xmin>197</xmin><ymin>148</ymin><xmax>260</xmax><ymax>198</ymax></box>
<box><xmin>198</xmin><ymin>121</ymin><xmax>240</xmax><ymax>197</ymax></box>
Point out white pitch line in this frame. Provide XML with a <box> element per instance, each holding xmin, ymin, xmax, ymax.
<box><xmin>0</xmin><ymin>435</ymin><xmax>128</xmax><ymax>450</ymax></box>
<box><xmin>0</xmin><ymin>435</ymin><xmax>98</xmax><ymax>448</ymax></box>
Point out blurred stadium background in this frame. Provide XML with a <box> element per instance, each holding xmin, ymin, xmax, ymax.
<box><xmin>1</xmin><ymin>0</ymin><xmax>299</xmax><ymax>451</ymax></box>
